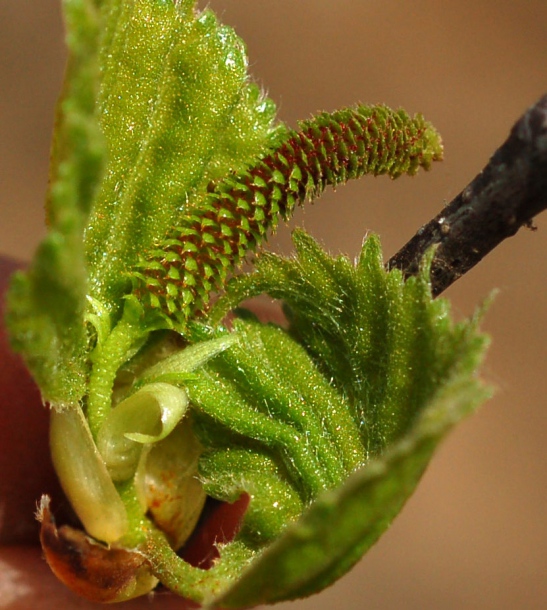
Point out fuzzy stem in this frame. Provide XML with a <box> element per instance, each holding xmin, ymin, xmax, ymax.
<box><xmin>142</xmin><ymin>526</ymin><xmax>253</xmax><ymax>605</ymax></box>
<box><xmin>87</xmin><ymin>309</ymin><xmax>143</xmax><ymax>438</ymax></box>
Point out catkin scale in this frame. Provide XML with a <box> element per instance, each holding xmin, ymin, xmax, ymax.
<box><xmin>131</xmin><ymin>104</ymin><xmax>442</xmax><ymax>323</ymax></box>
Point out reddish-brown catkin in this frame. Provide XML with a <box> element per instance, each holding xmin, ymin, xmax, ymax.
<box><xmin>130</xmin><ymin>104</ymin><xmax>442</xmax><ymax>323</ymax></box>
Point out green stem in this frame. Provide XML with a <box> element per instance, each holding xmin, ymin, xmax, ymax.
<box><xmin>142</xmin><ymin>526</ymin><xmax>254</xmax><ymax>605</ymax></box>
<box><xmin>87</xmin><ymin>307</ymin><xmax>145</xmax><ymax>438</ymax></box>
<box><xmin>116</xmin><ymin>478</ymin><xmax>149</xmax><ymax>548</ymax></box>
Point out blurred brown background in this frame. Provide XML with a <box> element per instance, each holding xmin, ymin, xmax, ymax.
<box><xmin>1</xmin><ymin>1</ymin><xmax>546</xmax><ymax>608</ymax></box>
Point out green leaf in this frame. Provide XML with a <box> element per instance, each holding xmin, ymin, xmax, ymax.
<box><xmin>5</xmin><ymin>2</ymin><xmax>488</xmax><ymax>605</ymax></box>
<box><xmin>48</xmin><ymin>0</ymin><xmax>104</xmax><ymax>223</ymax></box>
<box><xmin>84</xmin><ymin>0</ymin><xmax>282</xmax><ymax>317</ymax></box>
<box><xmin>5</xmin><ymin>0</ymin><xmax>104</xmax><ymax>405</ymax></box>
<box><xmin>5</xmin><ymin>0</ymin><xmax>280</xmax><ymax>407</ymax></box>
<box><xmin>150</xmin><ymin>232</ymin><xmax>490</xmax><ymax>606</ymax></box>
<box><xmin>96</xmin><ymin>334</ymin><xmax>237</xmax><ymax>482</ymax></box>
<box><xmin>215</xmin><ymin>376</ymin><xmax>490</xmax><ymax>608</ymax></box>
<box><xmin>210</xmin><ymin>231</ymin><xmax>488</xmax><ymax>454</ymax></box>
<box><xmin>186</xmin><ymin>318</ymin><xmax>366</xmax><ymax>546</ymax></box>
<box><xmin>189</xmin><ymin>320</ymin><xmax>365</xmax><ymax>475</ymax></box>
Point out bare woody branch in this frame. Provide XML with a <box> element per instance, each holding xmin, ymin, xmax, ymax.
<box><xmin>388</xmin><ymin>94</ymin><xmax>547</xmax><ymax>296</ymax></box>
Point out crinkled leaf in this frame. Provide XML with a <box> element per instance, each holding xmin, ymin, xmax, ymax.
<box><xmin>84</xmin><ymin>0</ymin><xmax>283</xmax><ymax>317</ymax></box>
<box><xmin>187</xmin><ymin>318</ymin><xmax>365</xmax><ymax>546</ymax></box>
<box><xmin>210</xmin><ymin>231</ymin><xmax>488</xmax><ymax>455</ymax></box>
<box><xmin>154</xmin><ymin>233</ymin><xmax>491</xmax><ymax>606</ymax></box>
<box><xmin>5</xmin><ymin>1</ymin><xmax>490</xmax><ymax>606</ymax></box>
<box><xmin>6</xmin><ymin>0</ymin><xmax>281</xmax><ymax>405</ymax></box>
<box><xmin>215</xmin><ymin>376</ymin><xmax>490</xmax><ymax>608</ymax></box>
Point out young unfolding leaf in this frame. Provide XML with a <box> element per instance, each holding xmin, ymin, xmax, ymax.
<box><xmin>85</xmin><ymin>0</ymin><xmax>284</xmax><ymax>318</ymax></box>
<box><xmin>210</xmin><ymin>231</ymin><xmax>488</xmax><ymax>454</ymax></box>
<box><xmin>135</xmin><ymin>232</ymin><xmax>489</xmax><ymax>607</ymax></box>
<box><xmin>4</xmin><ymin>0</ymin><xmax>490</xmax><ymax>607</ymax></box>
<box><xmin>215</xmin><ymin>375</ymin><xmax>488</xmax><ymax>608</ymax></box>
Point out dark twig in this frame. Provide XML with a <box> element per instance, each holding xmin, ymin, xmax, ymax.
<box><xmin>388</xmin><ymin>94</ymin><xmax>547</xmax><ymax>296</ymax></box>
